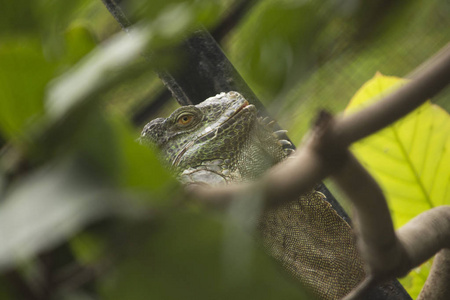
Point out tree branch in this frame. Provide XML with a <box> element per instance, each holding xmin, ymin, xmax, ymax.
<box><xmin>417</xmin><ymin>248</ymin><xmax>450</xmax><ymax>300</ymax></box>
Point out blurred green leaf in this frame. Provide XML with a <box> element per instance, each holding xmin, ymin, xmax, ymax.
<box><xmin>70</xmin><ymin>232</ymin><xmax>106</xmax><ymax>265</ymax></box>
<box><xmin>0</xmin><ymin>160</ymin><xmax>115</xmax><ymax>271</ymax></box>
<box><xmin>0</xmin><ymin>0</ymin><xmax>39</xmax><ymax>34</ymax></box>
<box><xmin>228</xmin><ymin>1</ymin><xmax>325</xmax><ymax>98</ymax></box>
<box><xmin>127</xmin><ymin>0</ymin><xmax>226</xmax><ymax>32</ymax></box>
<box><xmin>109</xmin><ymin>117</ymin><xmax>176</xmax><ymax>201</ymax></box>
<box><xmin>68</xmin><ymin>110</ymin><xmax>121</xmax><ymax>180</ymax></box>
<box><xmin>0</xmin><ymin>38</ymin><xmax>56</xmax><ymax>141</ymax></box>
<box><xmin>100</xmin><ymin>211</ymin><xmax>311</xmax><ymax>300</ymax></box>
<box><xmin>45</xmin><ymin>27</ymin><xmax>151</xmax><ymax>120</ymax></box>
<box><xmin>62</xmin><ymin>24</ymin><xmax>97</xmax><ymax>67</ymax></box>
<box><xmin>30</xmin><ymin>26</ymin><xmax>154</xmax><ymax>163</ymax></box>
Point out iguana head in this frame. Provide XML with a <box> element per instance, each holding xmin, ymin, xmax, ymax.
<box><xmin>140</xmin><ymin>92</ymin><xmax>291</xmax><ymax>185</ymax></box>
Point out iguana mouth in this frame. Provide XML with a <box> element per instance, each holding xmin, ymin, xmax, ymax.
<box><xmin>227</xmin><ymin>100</ymin><xmax>249</xmax><ymax>121</ymax></box>
<box><xmin>199</xmin><ymin>99</ymin><xmax>253</xmax><ymax>137</ymax></box>
<box><xmin>172</xmin><ymin>100</ymin><xmax>254</xmax><ymax>167</ymax></box>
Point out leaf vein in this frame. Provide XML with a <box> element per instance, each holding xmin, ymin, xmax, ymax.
<box><xmin>390</xmin><ymin>126</ymin><xmax>433</xmax><ymax>208</ymax></box>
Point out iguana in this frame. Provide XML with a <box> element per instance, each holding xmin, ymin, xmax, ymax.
<box><xmin>140</xmin><ymin>91</ymin><xmax>409</xmax><ymax>299</ymax></box>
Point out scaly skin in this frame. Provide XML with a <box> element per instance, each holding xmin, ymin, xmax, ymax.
<box><xmin>141</xmin><ymin>91</ymin><xmax>366</xmax><ymax>299</ymax></box>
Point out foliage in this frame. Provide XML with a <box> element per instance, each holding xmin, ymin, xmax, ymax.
<box><xmin>0</xmin><ymin>0</ymin><xmax>449</xmax><ymax>299</ymax></box>
<box><xmin>0</xmin><ymin>1</ymin><xmax>309</xmax><ymax>299</ymax></box>
<box><xmin>345</xmin><ymin>74</ymin><xmax>450</xmax><ymax>298</ymax></box>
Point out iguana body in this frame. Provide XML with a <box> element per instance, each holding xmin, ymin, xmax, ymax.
<box><xmin>140</xmin><ymin>92</ymin><xmax>386</xmax><ymax>299</ymax></box>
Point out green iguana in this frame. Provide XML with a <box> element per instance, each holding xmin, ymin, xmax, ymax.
<box><xmin>140</xmin><ymin>91</ymin><xmax>407</xmax><ymax>299</ymax></box>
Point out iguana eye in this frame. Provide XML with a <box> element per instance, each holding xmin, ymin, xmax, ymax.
<box><xmin>176</xmin><ymin>114</ymin><xmax>195</xmax><ymax>126</ymax></box>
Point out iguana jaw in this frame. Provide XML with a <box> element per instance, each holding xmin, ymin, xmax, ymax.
<box><xmin>228</xmin><ymin>100</ymin><xmax>249</xmax><ymax>119</ymax></box>
<box><xmin>172</xmin><ymin>99</ymin><xmax>255</xmax><ymax>167</ymax></box>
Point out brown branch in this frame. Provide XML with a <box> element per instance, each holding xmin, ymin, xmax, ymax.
<box><xmin>331</xmin><ymin>150</ymin><xmax>400</xmax><ymax>278</ymax></box>
<box><xmin>396</xmin><ymin>207</ymin><xmax>450</xmax><ymax>274</ymax></box>
<box><xmin>417</xmin><ymin>248</ymin><xmax>450</xmax><ymax>300</ymax></box>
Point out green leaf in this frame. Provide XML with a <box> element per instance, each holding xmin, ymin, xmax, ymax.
<box><xmin>100</xmin><ymin>211</ymin><xmax>311</xmax><ymax>300</ymax></box>
<box><xmin>45</xmin><ymin>27</ymin><xmax>151</xmax><ymax>120</ymax></box>
<box><xmin>127</xmin><ymin>0</ymin><xmax>226</xmax><ymax>32</ymax></box>
<box><xmin>0</xmin><ymin>0</ymin><xmax>39</xmax><ymax>35</ymax></box>
<box><xmin>108</xmin><ymin>116</ymin><xmax>176</xmax><ymax>203</ymax></box>
<box><xmin>0</xmin><ymin>38</ymin><xmax>56</xmax><ymax>141</ymax></box>
<box><xmin>345</xmin><ymin>73</ymin><xmax>450</xmax><ymax>298</ymax></box>
<box><xmin>0</xmin><ymin>160</ymin><xmax>115</xmax><ymax>270</ymax></box>
<box><xmin>70</xmin><ymin>232</ymin><xmax>106</xmax><ymax>265</ymax></box>
<box><xmin>228</xmin><ymin>1</ymin><xmax>324</xmax><ymax>98</ymax></box>
<box><xmin>62</xmin><ymin>24</ymin><xmax>97</xmax><ymax>66</ymax></box>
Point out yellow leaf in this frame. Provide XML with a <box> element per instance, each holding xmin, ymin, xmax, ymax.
<box><xmin>345</xmin><ymin>73</ymin><xmax>450</xmax><ymax>298</ymax></box>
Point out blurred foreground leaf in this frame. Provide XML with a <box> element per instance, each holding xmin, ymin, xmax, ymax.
<box><xmin>0</xmin><ymin>160</ymin><xmax>120</xmax><ymax>271</ymax></box>
<box><xmin>109</xmin><ymin>117</ymin><xmax>175</xmax><ymax>201</ymax></box>
<box><xmin>45</xmin><ymin>28</ymin><xmax>151</xmax><ymax>120</ymax></box>
<box><xmin>228</xmin><ymin>1</ymin><xmax>324</xmax><ymax>98</ymax></box>
<box><xmin>0</xmin><ymin>16</ymin><xmax>182</xmax><ymax>274</ymax></box>
<box><xmin>345</xmin><ymin>73</ymin><xmax>450</xmax><ymax>298</ymax></box>
<box><xmin>62</xmin><ymin>24</ymin><xmax>97</xmax><ymax>67</ymax></box>
<box><xmin>100</xmin><ymin>211</ymin><xmax>310</xmax><ymax>300</ymax></box>
<box><xmin>0</xmin><ymin>38</ymin><xmax>56</xmax><ymax>141</ymax></box>
<box><xmin>126</xmin><ymin>0</ymin><xmax>226</xmax><ymax>32</ymax></box>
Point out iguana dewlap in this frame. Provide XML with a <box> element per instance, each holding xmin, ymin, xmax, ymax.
<box><xmin>140</xmin><ymin>91</ymin><xmax>366</xmax><ymax>299</ymax></box>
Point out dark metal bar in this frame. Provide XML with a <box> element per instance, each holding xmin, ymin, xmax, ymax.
<box><xmin>130</xmin><ymin>0</ymin><xmax>259</xmax><ymax>126</ymax></box>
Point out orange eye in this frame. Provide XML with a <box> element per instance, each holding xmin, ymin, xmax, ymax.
<box><xmin>177</xmin><ymin>114</ymin><xmax>194</xmax><ymax>126</ymax></box>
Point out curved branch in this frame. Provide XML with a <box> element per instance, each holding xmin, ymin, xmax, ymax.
<box><xmin>331</xmin><ymin>150</ymin><xmax>400</xmax><ymax>278</ymax></box>
<box><xmin>417</xmin><ymin>248</ymin><xmax>450</xmax><ymax>300</ymax></box>
<box><xmin>396</xmin><ymin>207</ymin><xmax>450</xmax><ymax>274</ymax></box>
